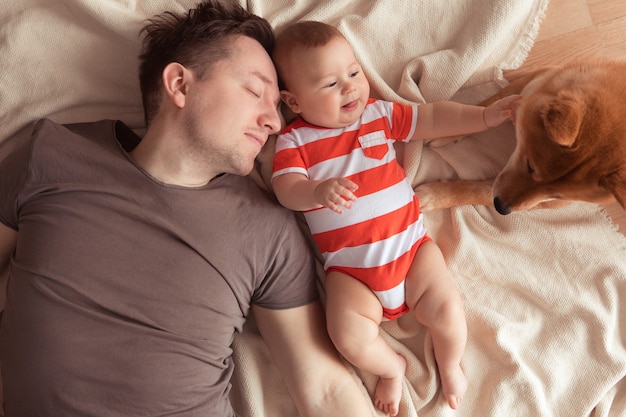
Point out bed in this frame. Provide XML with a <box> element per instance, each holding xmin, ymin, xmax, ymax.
<box><xmin>1</xmin><ymin>1</ymin><xmax>626</xmax><ymax>416</ymax></box>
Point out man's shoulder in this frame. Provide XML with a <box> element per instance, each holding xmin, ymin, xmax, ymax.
<box><xmin>64</xmin><ymin>119</ymin><xmax>141</xmax><ymax>152</ymax></box>
<box><xmin>30</xmin><ymin>118</ymin><xmax>116</xmax><ymax>138</ymax></box>
<box><xmin>13</xmin><ymin>118</ymin><xmax>136</xmax><ymax>151</ymax></box>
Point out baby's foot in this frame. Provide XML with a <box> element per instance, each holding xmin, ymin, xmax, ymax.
<box><xmin>374</xmin><ymin>355</ymin><xmax>406</xmax><ymax>416</ymax></box>
<box><xmin>441</xmin><ymin>365</ymin><xmax>467</xmax><ymax>409</ymax></box>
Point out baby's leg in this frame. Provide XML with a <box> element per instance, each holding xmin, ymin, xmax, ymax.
<box><xmin>405</xmin><ymin>240</ymin><xmax>468</xmax><ymax>409</ymax></box>
<box><xmin>325</xmin><ymin>271</ymin><xmax>406</xmax><ymax>416</ymax></box>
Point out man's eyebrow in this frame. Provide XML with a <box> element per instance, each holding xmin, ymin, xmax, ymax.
<box><xmin>251</xmin><ymin>70</ymin><xmax>274</xmax><ymax>85</ymax></box>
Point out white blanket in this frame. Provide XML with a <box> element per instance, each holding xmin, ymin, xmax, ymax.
<box><xmin>2</xmin><ymin>1</ymin><xmax>626</xmax><ymax>417</ymax></box>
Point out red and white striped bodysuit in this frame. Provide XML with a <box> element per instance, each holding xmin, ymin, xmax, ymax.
<box><xmin>272</xmin><ymin>99</ymin><xmax>430</xmax><ymax>320</ymax></box>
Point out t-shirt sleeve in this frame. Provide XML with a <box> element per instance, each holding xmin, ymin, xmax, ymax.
<box><xmin>0</xmin><ymin>122</ymin><xmax>38</xmax><ymax>230</ymax></box>
<box><xmin>386</xmin><ymin>101</ymin><xmax>419</xmax><ymax>143</ymax></box>
<box><xmin>272</xmin><ymin>131</ymin><xmax>308</xmax><ymax>180</ymax></box>
<box><xmin>252</xmin><ymin>210</ymin><xmax>319</xmax><ymax>310</ymax></box>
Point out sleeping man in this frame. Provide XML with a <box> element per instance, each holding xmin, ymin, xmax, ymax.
<box><xmin>0</xmin><ymin>2</ymin><xmax>372</xmax><ymax>416</ymax></box>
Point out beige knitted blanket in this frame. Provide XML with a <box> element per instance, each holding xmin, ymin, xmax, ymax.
<box><xmin>1</xmin><ymin>1</ymin><xmax>625</xmax><ymax>416</ymax></box>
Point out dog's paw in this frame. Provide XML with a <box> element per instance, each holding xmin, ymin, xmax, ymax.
<box><xmin>415</xmin><ymin>182</ymin><xmax>455</xmax><ymax>211</ymax></box>
<box><xmin>416</xmin><ymin>179</ymin><xmax>494</xmax><ymax>211</ymax></box>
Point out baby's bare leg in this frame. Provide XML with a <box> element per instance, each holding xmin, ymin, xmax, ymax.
<box><xmin>405</xmin><ymin>240</ymin><xmax>468</xmax><ymax>409</ymax></box>
<box><xmin>325</xmin><ymin>271</ymin><xmax>406</xmax><ymax>416</ymax></box>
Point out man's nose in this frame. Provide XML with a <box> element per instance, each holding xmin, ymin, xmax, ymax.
<box><xmin>261</xmin><ymin>105</ymin><xmax>282</xmax><ymax>134</ymax></box>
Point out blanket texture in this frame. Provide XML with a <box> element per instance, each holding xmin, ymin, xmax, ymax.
<box><xmin>1</xmin><ymin>1</ymin><xmax>626</xmax><ymax>417</ymax></box>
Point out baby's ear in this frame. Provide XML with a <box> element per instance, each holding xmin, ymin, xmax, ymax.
<box><xmin>280</xmin><ymin>90</ymin><xmax>301</xmax><ymax>114</ymax></box>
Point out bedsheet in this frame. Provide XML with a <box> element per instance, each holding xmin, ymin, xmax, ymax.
<box><xmin>2</xmin><ymin>1</ymin><xmax>625</xmax><ymax>416</ymax></box>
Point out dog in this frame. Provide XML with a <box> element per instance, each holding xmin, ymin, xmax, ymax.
<box><xmin>415</xmin><ymin>59</ymin><xmax>626</xmax><ymax>215</ymax></box>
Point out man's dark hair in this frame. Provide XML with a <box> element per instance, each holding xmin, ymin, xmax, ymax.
<box><xmin>138</xmin><ymin>0</ymin><xmax>274</xmax><ymax>126</ymax></box>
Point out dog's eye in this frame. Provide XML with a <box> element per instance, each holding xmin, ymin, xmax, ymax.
<box><xmin>526</xmin><ymin>159</ymin><xmax>535</xmax><ymax>175</ymax></box>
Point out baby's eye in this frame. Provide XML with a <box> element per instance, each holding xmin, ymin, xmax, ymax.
<box><xmin>325</xmin><ymin>81</ymin><xmax>337</xmax><ymax>88</ymax></box>
<box><xmin>350</xmin><ymin>71</ymin><xmax>359</xmax><ymax>78</ymax></box>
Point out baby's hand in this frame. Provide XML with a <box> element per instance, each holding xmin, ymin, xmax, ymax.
<box><xmin>483</xmin><ymin>94</ymin><xmax>522</xmax><ymax>127</ymax></box>
<box><xmin>315</xmin><ymin>178</ymin><xmax>358</xmax><ymax>214</ymax></box>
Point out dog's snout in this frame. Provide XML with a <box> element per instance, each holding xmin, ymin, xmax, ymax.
<box><xmin>493</xmin><ymin>197</ymin><xmax>512</xmax><ymax>215</ymax></box>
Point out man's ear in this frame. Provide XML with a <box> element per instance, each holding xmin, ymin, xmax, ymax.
<box><xmin>162</xmin><ymin>62</ymin><xmax>190</xmax><ymax>109</ymax></box>
<box><xmin>280</xmin><ymin>90</ymin><xmax>301</xmax><ymax>114</ymax></box>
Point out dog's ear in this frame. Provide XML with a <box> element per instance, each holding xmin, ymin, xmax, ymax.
<box><xmin>600</xmin><ymin>171</ymin><xmax>626</xmax><ymax>208</ymax></box>
<box><xmin>540</xmin><ymin>94</ymin><xmax>584</xmax><ymax>147</ymax></box>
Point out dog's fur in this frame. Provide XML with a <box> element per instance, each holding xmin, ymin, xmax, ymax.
<box><xmin>415</xmin><ymin>59</ymin><xmax>626</xmax><ymax>215</ymax></box>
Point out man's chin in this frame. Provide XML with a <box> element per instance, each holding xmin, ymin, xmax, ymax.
<box><xmin>234</xmin><ymin>160</ymin><xmax>256</xmax><ymax>177</ymax></box>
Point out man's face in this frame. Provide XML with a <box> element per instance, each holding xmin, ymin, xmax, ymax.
<box><xmin>183</xmin><ymin>36</ymin><xmax>281</xmax><ymax>178</ymax></box>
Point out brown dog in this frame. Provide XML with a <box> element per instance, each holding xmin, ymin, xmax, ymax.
<box><xmin>415</xmin><ymin>59</ymin><xmax>626</xmax><ymax>214</ymax></box>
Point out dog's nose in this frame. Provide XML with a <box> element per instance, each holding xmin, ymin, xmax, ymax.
<box><xmin>493</xmin><ymin>197</ymin><xmax>512</xmax><ymax>215</ymax></box>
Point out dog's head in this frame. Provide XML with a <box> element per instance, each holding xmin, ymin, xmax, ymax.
<box><xmin>492</xmin><ymin>64</ymin><xmax>626</xmax><ymax>215</ymax></box>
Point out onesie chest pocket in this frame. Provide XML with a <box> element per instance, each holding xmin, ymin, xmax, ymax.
<box><xmin>358</xmin><ymin>131</ymin><xmax>389</xmax><ymax>160</ymax></box>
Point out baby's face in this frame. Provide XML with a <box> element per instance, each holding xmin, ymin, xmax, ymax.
<box><xmin>282</xmin><ymin>37</ymin><xmax>370</xmax><ymax>128</ymax></box>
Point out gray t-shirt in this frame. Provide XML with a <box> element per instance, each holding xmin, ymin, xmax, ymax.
<box><xmin>0</xmin><ymin>119</ymin><xmax>318</xmax><ymax>416</ymax></box>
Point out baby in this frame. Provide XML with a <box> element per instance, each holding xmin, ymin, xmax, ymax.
<box><xmin>271</xmin><ymin>21</ymin><xmax>519</xmax><ymax>415</ymax></box>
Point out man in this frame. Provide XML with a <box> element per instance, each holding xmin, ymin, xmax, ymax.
<box><xmin>0</xmin><ymin>1</ymin><xmax>372</xmax><ymax>416</ymax></box>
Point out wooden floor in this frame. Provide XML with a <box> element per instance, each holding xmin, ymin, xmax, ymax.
<box><xmin>507</xmin><ymin>0</ymin><xmax>626</xmax><ymax>235</ymax></box>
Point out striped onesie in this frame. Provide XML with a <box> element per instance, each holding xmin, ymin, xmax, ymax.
<box><xmin>272</xmin><ymin>98</ymin><xmax>430</xmax><ymax>320</ymax></box>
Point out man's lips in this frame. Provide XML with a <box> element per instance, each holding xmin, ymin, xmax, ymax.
<box><xmin>246</xmin><ymin>132</ymin><xmax>266</xmax><ymax>147</ymax></box>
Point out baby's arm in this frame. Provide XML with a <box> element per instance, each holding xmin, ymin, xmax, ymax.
<box><xmin>273</xmin><ymin>173</ymin><xmax>358</xmax><ymax>214</ymax></box>
<box><xmin>411</xmin><ymin>94</ymin><xmax>521</xmax><ymax>141</ymax></box>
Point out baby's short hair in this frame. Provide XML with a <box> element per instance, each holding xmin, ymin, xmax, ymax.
<box><xmin>273</xmin><ymin>21</ymin><xmax>345</xmax><ymax>89</ymax></box>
